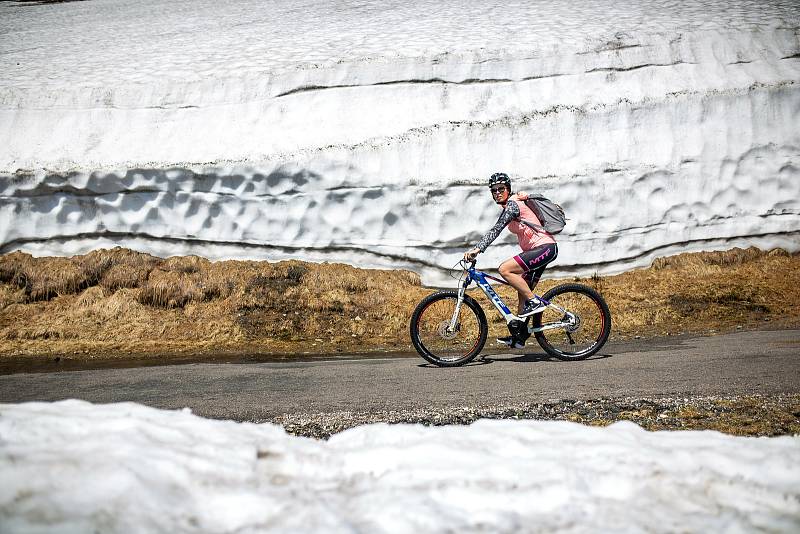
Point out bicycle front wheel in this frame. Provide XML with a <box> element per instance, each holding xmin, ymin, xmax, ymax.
<box><xmin>409</xmin><ymin>291</ymin><xmax>488</xmax><ymax>367</ymax></box>
<box><xmin>532</xmin><ymin>283</ymin><xmax>611</xmax><ymax>361</ymax></box>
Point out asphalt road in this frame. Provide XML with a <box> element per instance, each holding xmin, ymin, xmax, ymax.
<box><xmin>0</xmin><ymin>329</ymin><xmax>798</xmax><ymax>421</ymax></box>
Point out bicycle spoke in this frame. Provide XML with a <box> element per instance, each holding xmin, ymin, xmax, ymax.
<box><xmin>417</xmin><ymin>300</ymin><xmax>480</xmax><ymax>360</ymax></box>
<box><xmin>533</xmin><ymin>284</ymin><xmax>611</xmax><ymax>360</ymax></box>
<box><xmin>411</xmin><ymin>292</ymin><xmax>487</xmax><ymax>366</ymax></box>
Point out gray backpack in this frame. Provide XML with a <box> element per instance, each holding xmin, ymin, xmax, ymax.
<box><xmin>521</xmin><ymin>195</ymin><xmax>567</xmax><ymax>234</ymax></box>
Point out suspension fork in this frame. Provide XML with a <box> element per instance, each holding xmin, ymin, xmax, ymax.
<box><xmin>448</xmin><ymin>278</ymin><xmax>470</xmax><ymax>332</ymax></box>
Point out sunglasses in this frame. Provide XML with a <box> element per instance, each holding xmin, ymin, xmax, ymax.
<box><xmin>490</xmin><ymin>186</ymin><xmax>507</xmax><ymax>194</ymax></box>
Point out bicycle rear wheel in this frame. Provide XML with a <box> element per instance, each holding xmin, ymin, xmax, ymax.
<box><xmin>532</xmin><ymin>283</ymin><xmax>611</xmax><ymax>361</ymax></box>
<box><xmin>409</xmin><ymin>291</ymin><xmax>488</xmax><ymax>367</ymax></box>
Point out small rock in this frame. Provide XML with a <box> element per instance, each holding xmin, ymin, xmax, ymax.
<box><xmin>354</xmin><ymin>316</ymin><xmax>362</xmax><ymax>321</ymax></box>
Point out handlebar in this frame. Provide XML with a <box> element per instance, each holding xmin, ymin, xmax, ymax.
<box><xmin>450</xmin><ymin>258</ymin><xmax>476</xmax><ymax>282</ymax></box>
<box><xmin>459</xmin><ymin>258</ymin><xmax>476</xmax><ymax>270</ymax></box>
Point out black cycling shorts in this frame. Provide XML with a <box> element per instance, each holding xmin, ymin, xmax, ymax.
<box><xmin>513</xmin><ymin>243</ymin><xmax>558</xmax><ymax>289</ymax></box>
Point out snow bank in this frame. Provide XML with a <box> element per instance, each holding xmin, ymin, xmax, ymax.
<box><xmin>1</xmin><ymin>401</ymin><xmax>798</xmax><ymax>533</ymax></box>
<box><xmin>1</xmin><ymin>0</ymin><xmax>799</xmax><ymax>284</ymax></box>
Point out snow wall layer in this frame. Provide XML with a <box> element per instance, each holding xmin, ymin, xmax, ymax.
<box><xmin>1</xmin><ymin>0</ymin><xmax>799</xmax><ymax>285</ymax></box>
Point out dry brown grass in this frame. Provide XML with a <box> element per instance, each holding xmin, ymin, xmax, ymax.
<box><xmin>0</xmin><ymin>246</ymin><xmax>797</xmax><ymax>359</ymax></box>
<box><xmin>480</xmin><ymin>247</ymin><xmax>796</xmax><ymax>342</ymax></box>
<box><xmin>592</xmin><ymin>247</ymin><xmax>799</xmax><ymax>339</ymax></box>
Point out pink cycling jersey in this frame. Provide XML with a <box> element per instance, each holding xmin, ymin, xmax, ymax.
<box><xmin>475</xmin><ymin>196</ymin><xmax>556</xmax><ymax>253</ymax></box>
<box><xmin>508</xmin><ymin>198</ymin><xmax>556</xmax><ymax>251</ymax></box>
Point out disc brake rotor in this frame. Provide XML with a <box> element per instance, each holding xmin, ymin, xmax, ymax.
<box><xmin>565</xmin><ymin>312</ymin><xmax>581</xmax><ymax>333</ymax></box>
<box><xmin>437</xmin><ymin>321</ymin><xmax>460</xmax><ymax>339</ymax></box>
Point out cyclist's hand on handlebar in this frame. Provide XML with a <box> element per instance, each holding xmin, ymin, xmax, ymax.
<box><xmin>463</xmin><ymin>248</ymin><xmax>480</xmax><ymax>262</ymax></box>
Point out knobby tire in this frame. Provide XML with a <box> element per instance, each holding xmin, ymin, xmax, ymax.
<box><xmin>531</xmin><ymin>283</ymin><xmax>611</xmax><ymax>360</ymax></box>
<box><xmin>409</xmin><ymin>291</ymin><xmax>488</xmax><ymax>367</ymax></box>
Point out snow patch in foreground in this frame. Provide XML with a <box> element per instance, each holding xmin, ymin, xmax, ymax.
<box><xmin>1</xmin><ymin>400</ymin><xmax>798</xmax><ymax>533</ymax></box>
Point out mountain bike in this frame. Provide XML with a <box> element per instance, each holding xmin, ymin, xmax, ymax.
<box><xmin>409</xmin><ymin>260</ymin><xmax>611</xmax><ymax>367</ymax></box>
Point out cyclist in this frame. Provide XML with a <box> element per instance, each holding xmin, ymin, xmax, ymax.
<box><xmin>463</xmin><ymin>172</ymin><xmax>558</xmax><ymax>348</ymax></box>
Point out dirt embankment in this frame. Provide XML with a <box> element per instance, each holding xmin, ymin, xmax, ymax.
<box><xmin>0</xmin><ymin>247</ymin><xmax>798</xmax><ymax>361</ymax></box>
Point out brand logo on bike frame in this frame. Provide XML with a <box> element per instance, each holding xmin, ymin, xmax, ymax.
<box><xmin>471</xmin><ymin>271</ymin><xmax>512</xmax><ymax>316</ymax></box>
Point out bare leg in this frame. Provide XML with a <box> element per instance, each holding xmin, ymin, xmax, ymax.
<box><xmin>517</xmin><ymin>293</ymin><xmax>527</xmax><ymax>315</ymax></box>
<box><xmin>498</xmin><ymin>258</ymin><xmax>534</xmax><ymax>310</ymax></box>
<box><xmin>517</xmin><ymin>274</ymin><xmax>540</xmax><ymax>313</ymax></box>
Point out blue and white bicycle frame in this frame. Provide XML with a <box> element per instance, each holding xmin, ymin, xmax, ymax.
<box><xmin>450</xmin><ymin>263</ymin><xmax>578</xmax><ymax>334</ymax></box>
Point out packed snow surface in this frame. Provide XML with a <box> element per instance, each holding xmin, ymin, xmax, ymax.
<box><xmin>1</xmin><ymin>0</ymin><xmax>799</xmax><ymax>283</ymax></box>
<box><xmin>1</xmin><ymin>400</ymin><xmax>799</xmax><ymax>533</ymax></box>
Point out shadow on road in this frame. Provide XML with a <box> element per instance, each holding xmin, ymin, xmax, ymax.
<box><xmin>417</xmin><ymin>358</ymin><xmax>493</xmax><ymax>368</ymax></box>
<box><xmin>481</xmin><ymin>352</ymin><xmax>613</xmax><ymax>363</ymax></box>
<box><xmin>416</xmin><ymin>352</ymin><xmax>613</xmax><ymax>368</ymax></box>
